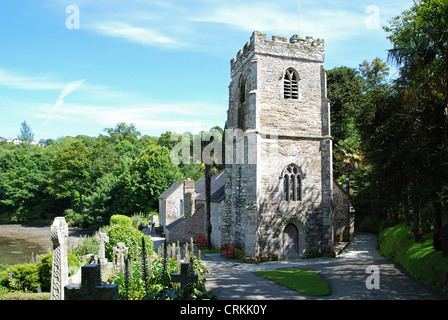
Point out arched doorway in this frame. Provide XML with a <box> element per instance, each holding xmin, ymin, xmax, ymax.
<box><xmin>282</xmin><ymin>222</ymin><xmax>305</xmax><ymax>259</ymax></box>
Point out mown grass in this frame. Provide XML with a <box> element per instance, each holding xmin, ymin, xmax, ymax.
<box><xmin>255</xmin><ymin>268</ymin><xmax>331</xmax><ymax>296</ymax></box>
<box><xmin>378</xmin><ymin>223</ymin><xmax>448</xmax><ymax>296</ymax></box>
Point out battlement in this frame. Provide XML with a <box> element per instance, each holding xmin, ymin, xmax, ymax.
<box><xmin>231</xmin><ymin>31</ymin><xmax>324</xmax><ymax>74</ymax></box>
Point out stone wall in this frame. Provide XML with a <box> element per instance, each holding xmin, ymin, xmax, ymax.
<box><xmin>333</xmin><ymin>181</ymin><xmax>354</xmax><ymax>242</ymax></box>
<box><xmin>159</xmin><ymin>182</ymin><xmax>184</xmax><ymax>229</ymax></box>
<box><xmin>165</xmin><ymin>205</ymin><xmax>206</xmax><ymax>244</ymax></box>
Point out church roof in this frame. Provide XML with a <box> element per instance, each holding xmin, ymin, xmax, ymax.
<box><xmin>210</xmin><ymin>184</ymin><xmax>225</xmax><ymax>202</ymax></box>
<box><xmin>158</xmin><ymin>181</ymin><xmax>183</xmax><ymax>199</ymax></box>
<box><xmin>196</xmin><ymin>170</ymin><xmax>225</xmax><ymax>202</ymax></box>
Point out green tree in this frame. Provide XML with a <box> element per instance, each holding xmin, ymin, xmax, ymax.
<box><xmin>118</xmin><ymin>143</ymin><xmax>181</xmax><ymax>214</ymax></box>
<box><xmin>48</xmin><ymin>140</ymin><xmax>91</xmax><ymax>215</ymax></box>
<box><xmin>384</xmin><ymin>0</ymin><xmax>448</xmax><ymax>247</ymax></box>
<box><xmin>103</xmin><ymin>122</ymin><xmax>141</xmax><ymax>144</ymax></box>
<box><xmin>18</xmin><ymin>121</ymin><xmax>34</xmax><ymax>144</ymax></box>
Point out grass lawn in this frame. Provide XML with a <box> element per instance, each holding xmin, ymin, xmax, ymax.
<box><xmin>255</xmin><ymin>268</ymin><xmax>331</xmax><ymax>296</ymax></box>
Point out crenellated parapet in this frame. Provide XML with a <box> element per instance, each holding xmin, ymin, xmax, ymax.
<box><xmin>231</xmin><ymin>31</ymin><xmax>324</xmax><ymax>75</ymax></box>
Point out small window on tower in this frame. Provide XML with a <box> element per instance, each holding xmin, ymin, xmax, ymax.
<box><xmin>284</xmin><ymin>68</ymin><xmax>299</xmax><ymax>99</ymax></box>
<box><xmin>239</xmin><ymin>75</ymin><xmax>246</xmax><ymax>104</ymax></box>
<box><xmin>238</xmin><ymin>75</ymin><xmax>246</xmax><ymax>129</ymax></box>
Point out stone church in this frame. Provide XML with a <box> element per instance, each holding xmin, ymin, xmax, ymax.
<box><xmin>159</xmin><ymin>31</ymin><xmax>354</xmax><ymax>261</ymax></box>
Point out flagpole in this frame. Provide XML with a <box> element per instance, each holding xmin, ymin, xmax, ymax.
<box><xmin>298</xmin><ymin>0</ymin><xmax>301</xmax><ymax>37</ymax></box>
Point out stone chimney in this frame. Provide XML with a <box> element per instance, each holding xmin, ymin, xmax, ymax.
<box><xmin>183</xmin><ymin>178</ymin><xmax>196</xmax><ymax>218</ymax></box>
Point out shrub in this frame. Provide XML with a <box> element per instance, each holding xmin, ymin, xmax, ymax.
<box><xmin>110</xmin><ymin>214</ymin><xmax>133</xmax><ymax>227</ymax></box>
<box><xmin>0</xmin><ymin>263</ymin><xmax>40</xmax><ymax>292</ymax></box>
<box><xmin>35</xmin><ymin>251</ymin><xmax>81</xmax><ymax>292</ymax></box>
<box><xmin>105</xmin><ymin>224</ymin><xmax>154</xmax><ymax>262</ymax></box>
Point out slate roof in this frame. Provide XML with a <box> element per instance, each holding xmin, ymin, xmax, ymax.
<box><xmin>158</xmin><ymin>181</ymin><xmax>183</xmax><ymax>199</ymax></box>
<box><xmin>159</xmin><ymin>170</ymin><xmax>226</xmax><ymax>202</ymax></box>
<box><xmin>196</xmin><ymin>171</ymin><xmax>225</xmax><ymax>202</ymax></box>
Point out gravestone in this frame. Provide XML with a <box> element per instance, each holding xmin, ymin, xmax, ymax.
<box><xmin>65</xmin><ymin>264</ymin><xmax>118</xmax><ymax>300</ymax></box>
<box><xmin>170</xmin><ymin>262</ymin><xmax>198</xmax><ymax>291</ymax></box>
<box><xmin>50</xmin><ymin>217</ymin><xmax>69</xmax><ymax>300</ymax></box>
<box><xmin>113</xmin><ymin>242</ymin><xmax>128</xmax><ymax>273</ymax></box>
<box><xmin>96</xmin><ymin>232</ymin><xmax>109</xmax><ymax>280</ymax></box>
<box><xmin>96</xmin><ymin>232</ymin><xmax>109</xmax><ymax>262</ymax></box>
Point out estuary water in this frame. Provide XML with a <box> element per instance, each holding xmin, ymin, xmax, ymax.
<box><xmin>0</xmin><ymin>224</ymin><xmax>94</xmax><ymax>265</ymax></box>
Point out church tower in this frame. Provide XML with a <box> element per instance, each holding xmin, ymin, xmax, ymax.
<box><xmin>221</xmin><ymin>31</ymin><xmax>333</xmax><ymax>260</ymax></box>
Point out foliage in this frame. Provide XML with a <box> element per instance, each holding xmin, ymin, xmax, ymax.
<box><xmin>378</xmin><ymin>223</ymin><xmax>448</xmax><ymax>296</ymax></box>
<box><xmin>0</xmin><ymin>263</ymin><xmax>39</xmax><ymax>292</ymax></box>
<box><xmin>18</xmin><ymin>121</ymin><xmax>35</xmax><ymax>145</ymax></box>
<box><xmin>110</xmin><ymin>214</ymin><xmax>134</xmax><ymax>227</ymax></box>
<box><xmin>104</xmin><ymin>224</ymin><xmax>154</xmax><ymax>262</ymax></box>
<box><xmin>33</xmin><ymin>251</ymin><xmax>81</xmax><ymax>292</ymax></box>
<box><xmin>0</xmin><ymin>121</ymin><xmax>222</xmax><ymax>228</ymax></box>
<box><xmin>326</xmin><ymin>0</ymin><xmax>448</xmax><ymax>254</ymax></box>
<box><xmin>255</xmin><ymin>269</ymin><xmax>331</xmax><ymax>296</ymax></box>
<box><xmin>110</xmin><ymin>242</ymin><xmax>214</xmax><ymax>300</ymax></box>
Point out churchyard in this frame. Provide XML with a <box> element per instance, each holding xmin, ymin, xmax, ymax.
<box><xmin>0</xmin><ymin>215</ymin><xmax>214</xmax><ymax>300</ymax></box>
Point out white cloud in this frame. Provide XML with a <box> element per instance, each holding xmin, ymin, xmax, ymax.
<box><xmin>91</xmin><ymin>22</ymin><xmax>181</xmax><ymax>47</ymax></box>
<box><xmin>44</xmin><ymin>79</ymin><xmax>85</xmax><ymax>125</ymax></box>
<box><xmin>0</xmin><ymin>68</ymin><xmax>65</xmax><ymax>90</ymax></box>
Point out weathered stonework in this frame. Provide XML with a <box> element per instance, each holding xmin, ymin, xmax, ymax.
<box><xmin>222</xmin><ymin>31</ymin><xmax>334</xmax><ymax>260</ymax></box>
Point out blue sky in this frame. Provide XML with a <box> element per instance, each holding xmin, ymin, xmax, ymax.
<box><xmin>0</xmin><ymin>0</ymin><xmax>414</xmax><ymax>141</ymax></box>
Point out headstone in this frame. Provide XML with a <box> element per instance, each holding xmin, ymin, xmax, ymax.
<box><xmin>65</xmin><ymin>264</ymin><xmax>118</xmax><ymax>300</ymax></box>
<box><xmin>96</xmin><ymin>232</ymin><xmax>109</xmax><ymax>280</ymax></box>
<box><xmin>50</xmin><ymin>217</ymin><xmax>69</xmax><ymax>300</ymax></box>
<box><xmin>113</xmin><ymin>242</ymin><xmax>128</xmax><ymax>273</ymax></box>
<box><xmin>170</xmin><ymin>262</ymin><xmax>198</xmax><ymax>291</ymax></box>
<box><xmin>96</xmin><ymin>232</ymin><xmax>109</xmax><ymax>262</ymax></box>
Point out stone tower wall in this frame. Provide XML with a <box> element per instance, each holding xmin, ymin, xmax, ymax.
<box><xmin>223</xmin><ymin>31</ymin><xmax>333</xmax><ymax>260</ymax></box>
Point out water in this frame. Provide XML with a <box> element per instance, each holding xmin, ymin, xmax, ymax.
<box><xmin>0</xmin><ymin>224</ymin><xmax>94</xmax><ymax>265</ymax></box>
<box><xmin>0</xmin><ymin>236</ymin><xmax>49</xmax><ymax>265</ymax></box>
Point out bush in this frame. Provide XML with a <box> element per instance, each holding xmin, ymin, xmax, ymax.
<box><xmin>0</xmin><ymin>263</ymin><xmax>39</xmax><ymax>292</ymax></box>
<box><xmin>105</xmin><ymin>224</ymin><xmax>154</xmax><ymax>261</ymax></box>
<box><xmin>110</xmin><ymin>214</ymin><xmax>133</xmax><ymax>227</ymax></box>
<box><xmin>35</xmin><ymin>251</ymin><xmax>81</xmax><ymax>292</ymax></box>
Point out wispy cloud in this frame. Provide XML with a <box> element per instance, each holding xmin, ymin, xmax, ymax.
<box><xmin>92</xmin><ymin>22</ymin><xmax>181</xmax><ymax>48</ymax></box>
<box><xmin>35</xmin><ymin>101</ymin><xmax>225</xmax><ymax>134</ymax></box>
<box><xmin>44</xmin><ymin>79</ymin><xmax>85</xmax><ymax>125</ymax></box>
<box><xmin>0</xmin><ymin>68</ymin><xmax>65</xmax><ymax>90</ymax></box>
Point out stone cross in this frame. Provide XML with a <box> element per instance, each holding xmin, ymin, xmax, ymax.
<box><xmin>170</xmin><ymin>262</ymin><xmax>198</xmax><ymax>291</ymax></box>
<box><xmin>113</xmin><ymin>242</ymin><xmax>128</xmax><ymax>274</ymax></box>
<box><xmin>64</xmin><ymin>264</ymin><xmax>118</xmax><ymax>300</ymax></box>
<box><xmin>50</xmin><ymin>217</ymin><xmax>69</xmax><ymax>300</ymax></box>
<box><xmin>96</xmin><ymin>232</ymin><xmax>109</xmax><ymax>261</ymax></box>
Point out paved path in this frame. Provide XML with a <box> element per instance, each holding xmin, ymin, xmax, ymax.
<box><xmin>199</xmin><ymin>232</ymin><xmax>445</xmax><ymax>300</ymax></box>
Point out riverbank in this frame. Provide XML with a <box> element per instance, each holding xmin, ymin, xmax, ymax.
<box><xmin>0</xmin><ymin>224</ymin><xmax>95</xmax><ymax>265</ymax></box>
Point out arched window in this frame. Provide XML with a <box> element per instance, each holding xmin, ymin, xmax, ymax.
<box><xmin>284</xmin><ymin>68</ymin><xmax>299</xmax><ymax>99</ymax></box>
<box><xmin>282</xmin><ymin>164</ymin><xmax>302</xmax><ymax>201</ymax></box>
<box><xmin>238</xmin><ymin>75</ymin><xmax>246</xmax><ymax>129</ymax></box>
<box><xmin>239</xmin><ymin>75</ymin><xmax>246</xmax><ymax>104</ymax></box>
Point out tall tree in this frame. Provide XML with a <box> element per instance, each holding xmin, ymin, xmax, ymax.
<box><xmin>18</xmin><ymin>121</ymin><xmax>34</xmax><ymax>144</ymax></box>
<box><xmin>48</xmin><ymin>140</ymin><xmax>91</xmax><ymax>215</ymax></box>
<box><xmin>383</xmin><ymin>0</ymin><xmax>448</xmax><ymax>246</ymax></box>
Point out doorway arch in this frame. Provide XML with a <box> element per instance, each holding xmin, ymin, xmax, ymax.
<box><xmin>282</xmin><ymin>221</ymin><xmax>305</xmax><ymax>259</ymax></box>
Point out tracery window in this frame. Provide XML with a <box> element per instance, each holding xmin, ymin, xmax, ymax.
<box><xmin>282</xmin><ymin>164</ymin><xmax>302</xmax><ymax>201</ymax></box>
<box><xmin>284</xmin><ymin>68</ymin><xmax>299</xmax><ymax>99</ymax></box>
